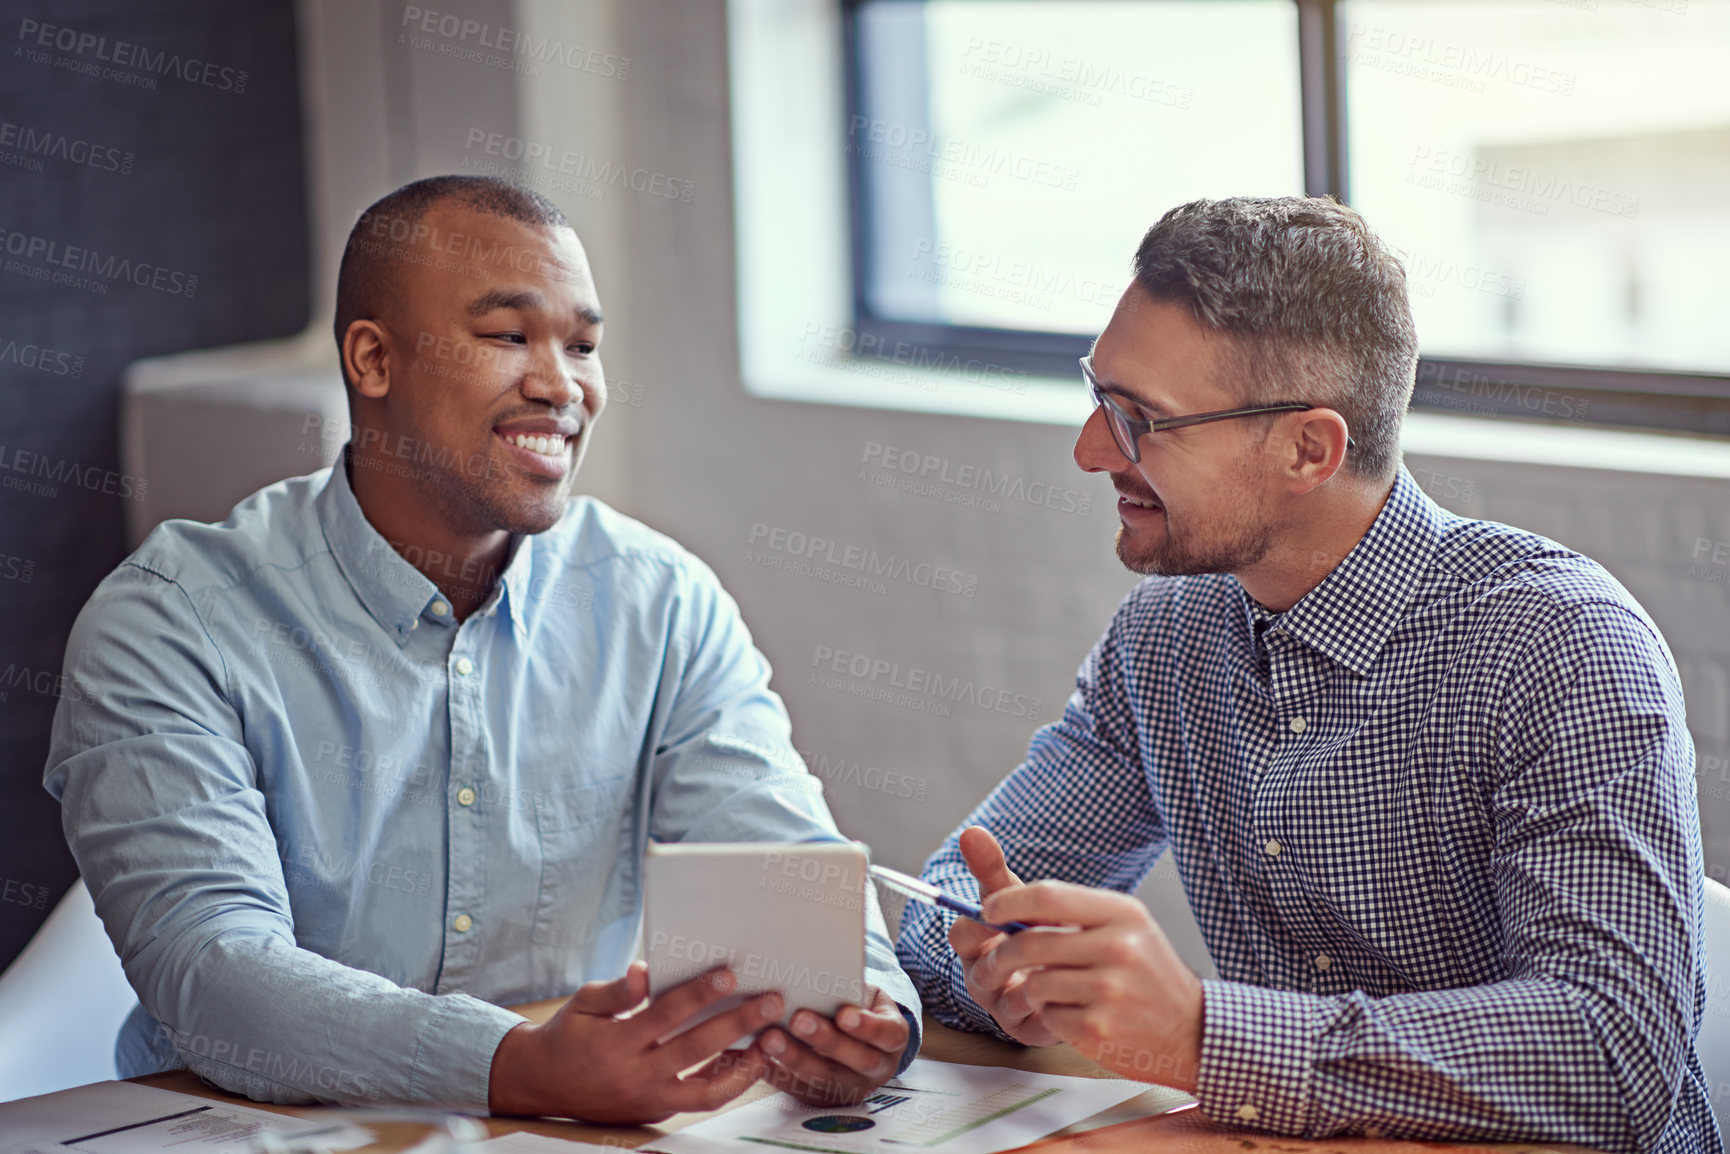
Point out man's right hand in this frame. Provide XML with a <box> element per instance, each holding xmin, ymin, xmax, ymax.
<box><xmin>948</xmin><ymin>825</ymin><xmax>1062</xmax><ymax>1047</ymax></box>
<box><xmin>488</xmin><ymin>961</ymin><xmax>778</xmax><ymax>1123</ymax></box>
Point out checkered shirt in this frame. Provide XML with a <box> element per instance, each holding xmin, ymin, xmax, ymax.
<box><xmin>897</xmin><ymin>467</ymin><xmax>1718</xmax><ymax>1153</ymax></box>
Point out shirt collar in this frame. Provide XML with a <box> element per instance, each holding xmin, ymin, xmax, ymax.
<box><xmin>316</xmin><ymin>452</ymin><xmax>535</xmax><ymax>646</ymax></box>
<box><xmin>1236</xmin><ymin>467</ymin><xmax>1442</xmax><ymax>678</ymax></box>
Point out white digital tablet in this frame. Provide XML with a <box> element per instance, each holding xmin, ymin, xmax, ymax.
<box><xmin>644</xmin><ymin>841</ymin><xmax>867</xmax><ymax>1040</ymax></box>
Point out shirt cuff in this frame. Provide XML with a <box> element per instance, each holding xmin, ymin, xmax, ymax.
<box><xmin>866</xmin><ymin>956</ymin><xmax>924</xmax><ymax>1074</ymax></box>
<box><xmin>409</xmin><ymin>994</ymin><xmax>527</xmax><ymax>1113</ymax></box>
<box><xmin>1196</xmin><ymin>979</ymin><xmax>1319</xmax><ymax>1135</ymax></box>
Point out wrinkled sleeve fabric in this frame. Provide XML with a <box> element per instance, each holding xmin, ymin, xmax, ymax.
<box><xmin>645</xmin><ymin>557</ymin><xmax>922</xmax><ymax>1072</ymax></box>
<box><xmin>45</xmin><ymin>563</ymin><xmax>521</xmax><ymax>1109</ymax></box>
<box><xmin>1195</xmin><ymin>599</ymin><xmax>1705</xmax><ymax>1153</ymax></box>
<box><xmin>895</xmin><ymin>592</ymin><xmax>1168</xmax><ymax>1042</ymax></box>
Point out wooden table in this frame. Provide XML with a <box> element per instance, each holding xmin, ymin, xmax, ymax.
<box><xmin>131</xmin><ymin>1000</ymin><xmax>1592</xmax><ymax>1154</ymax></box>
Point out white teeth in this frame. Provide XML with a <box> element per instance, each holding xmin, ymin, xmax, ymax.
<box><xmin>509</xmin><ymin>433</ymin><xmax>566</xmax><ymax>455</ymax></box>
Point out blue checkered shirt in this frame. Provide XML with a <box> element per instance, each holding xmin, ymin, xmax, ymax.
<box><xmin>897</xmin><ymin>467</ymin><xmax>1717</xmax><ymax>1153</ymax></box>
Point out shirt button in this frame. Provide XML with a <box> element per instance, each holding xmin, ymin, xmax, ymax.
<box><xmin>456</xmin><ymin>786</ymin><xmax>477</xmax><ymax>807</ymax></box>
<box><xmin>431</xmin><ymin>599</ymin><xmax>450</xmax><ymax>617</ymax></box>
<box><xmin>452</xmin><ymin>913</ymin><xmax>473</xmax><ymax>933</ymax></box>
<box><xmin>1264</xmin><ymin>839</ymin><xmax>1283</xmax><ymax>857</ymax></box>
<box><xmin>1288</xmin><ymin>715</ymin><xmax>1308</xmax><ymax>734</ymax></box>
<box><xmin>1235</xmin><ymin>1104</ymin><xmax>1260</xmax><ymax>1122</ymax></box>
<box><xmin>455</xmin><ymin>657</ymin><xmax>474</xmax><ymax>676</ymax></box>
<box><xmin>1314</xmin><ymin>953</ymin><xmax>1332</xmax><ymax>971</ymax></box>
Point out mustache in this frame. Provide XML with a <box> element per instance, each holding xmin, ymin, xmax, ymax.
<box><xmin>1114</xmin><ymin>477</ymin><xmax>1162</xmax><ymax>506</ymax></box>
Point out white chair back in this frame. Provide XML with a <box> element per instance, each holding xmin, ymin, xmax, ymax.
<box><xmin>1699</xmin><ymin>876</ymin><xmax>1730</xmax><ymax>1127</ymax></box>
<box><xmin>0</xmin><ymin>879</ymin><xmax>138</xmax><ymax>1102</ymax></box>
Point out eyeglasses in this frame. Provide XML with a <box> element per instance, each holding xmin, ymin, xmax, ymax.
<box><xmin>1080</xmin><ymin>356</ymin><xmax>1351</xmax><ymax>464</ymax></box>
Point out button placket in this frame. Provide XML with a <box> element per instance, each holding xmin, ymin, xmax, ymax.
<box><xmin>439</xmin><ymin>631</ymin><xmax>488</xmax><ymax>992</ymax></box>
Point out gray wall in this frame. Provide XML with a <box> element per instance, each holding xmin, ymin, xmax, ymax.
<box><xmin>0</xmin><ymin>0</ymin><xmax>309</xmax><ymax>973</ymax></box>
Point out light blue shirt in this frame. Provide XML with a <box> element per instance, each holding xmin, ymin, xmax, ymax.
<box><xmin>45</xmin><ymin>456</ymin><xmax>920</xmax><ymax>1111</ymax></box>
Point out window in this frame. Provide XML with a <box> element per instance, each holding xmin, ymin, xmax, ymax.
<box><xmin>836</xmin><ymin>0</ymin><xmax>1730</xmax><ymax>435</ymax></box>
<box><xmin>854</xmin><ymin>1</ymin><xmax>1302</xmax><ymax>343</ymax></box>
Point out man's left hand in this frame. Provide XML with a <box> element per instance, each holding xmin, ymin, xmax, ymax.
<box><xmin>759</xmin><ymin>985</ymin><xmax>910</xmax><ymax>1107</ymax></box>
<box><xmin>976</xmin><ymin>881</ymin><xmax>1205</xmax><ymax>1092</ymax></box>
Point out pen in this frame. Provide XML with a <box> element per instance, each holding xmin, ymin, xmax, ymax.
<box><xmin>867</xmin><ymin>863</ymin><xmax>1031</xmax><ymax>933</ymax></box>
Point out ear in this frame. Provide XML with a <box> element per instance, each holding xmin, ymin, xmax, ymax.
<box><xmin>342</xmin><ymin>320</ymin><xmax>392</xmax><ymax>401</ymax></box>
<box><xmin>1285</xmin><ymin>408</ymin><xmax>1351</xmax><ymax>494</ymax></box>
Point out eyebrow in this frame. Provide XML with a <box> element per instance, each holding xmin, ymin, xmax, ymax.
<box><xmin>464</xmin><ymin>289</ymin><xmax>604</xmax><ymax>326</ymax></box>
<box><xmin>1092</xmin><ymin>370</ymin><xmax>1174</xmax><ymax>418</ymax></box>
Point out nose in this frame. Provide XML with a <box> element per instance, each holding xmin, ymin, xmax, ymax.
<box><xmin>1074</xmin><ymin>405</ymin><xmax>1131</xmax><ymax>474</ymax></box>
<box><xmin>520</xmin><ymin>342</ymin><xmax>603</xmax><ymax>414</ymax></box>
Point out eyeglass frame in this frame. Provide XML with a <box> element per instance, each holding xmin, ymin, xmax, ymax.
<box><xmin>1080</xmin><ymin>356</ymin><xmax>1354</xmax><ymax>464</ymax></box>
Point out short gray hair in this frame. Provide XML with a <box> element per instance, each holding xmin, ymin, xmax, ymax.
<box><xmin>1131</xmin><ymin>196</ymin><xmax>1417</xmax><ymax>482</ymax></box>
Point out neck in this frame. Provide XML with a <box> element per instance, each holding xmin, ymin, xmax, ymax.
<box><xmin>1234</xmin><ymin>476</ymin><xmax>1394</xmax><ymax>613</ymax></box>
<box><xmin>347</xmin><ymin>452</ymin><xmax>509</xmax><ymax>621</ymax></box>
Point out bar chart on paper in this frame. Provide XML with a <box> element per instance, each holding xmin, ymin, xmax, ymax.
<box><xmin>646</xmin><ymin>1059</ymin><xmax>1171</xmax><ymax>1154</ymax></box>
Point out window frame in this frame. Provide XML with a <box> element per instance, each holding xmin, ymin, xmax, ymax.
<box><xmin>838</xmin><ymin>0</ymin><xmax>1730</xmax><ymax>436</ymax></box>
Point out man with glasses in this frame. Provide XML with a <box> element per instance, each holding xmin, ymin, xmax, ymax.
<box><xmin>46</xmin><ymin>177</ymin><xmax>919</xmax><ymax>1122</ymax></box>
<box><xmin>896</xmin><ymin>197</ymin><xmax>1715</xmax><ymax>1153</ymax></box>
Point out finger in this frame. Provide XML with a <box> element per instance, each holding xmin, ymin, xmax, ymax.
<box><xmin>1034</xmin><ymin>1005</ymin><xmax>1101</xmax><ymax>1051</ymax></box>
<box><xmin>963</xmin><ymin>940</ymin><xmax>1027</xmax><ymax>1013</ymax></box>
<box><xmin>966</xmin><ymin>963</ymin><xmax>1030</xmax><ymax>1033</ymax></box>
<box><xmin>760</xmin><ymin>1034</ymin><xmax>872</xmax><ymax>1107</ymax></box>
<box><xmin>958</xmin><ymin>826</ymin><xmax>1021</xmax><ymax>895</ymax></box>
<box><xmin>671</xmin><ymin>1045</ymin><xmax>771</xmax><ymax>1112</ymax></box>
<box><xmin>996</xmin><ymin>969</ymin><xmax>1038</xmax><ymax>1024</ymax></box>
<box><xmin>658</xmin><ymin>992</ymin><xmax>784</xmax><ymax>1074</ymax></box>
<box><xmin>1017</xmin><ymin>966</ymin><xmax>1099</xmax><ymax>1014</ymax></box>
<box><xmin>623</xmin><ymin>959</ymin><xmax>650</xmax><ymax>1004</ymax></box>
<box><xmin>948</xmin><ymin>916</ymin><xmax>1006</xmax><ymax>962</ymax></box>
<box><xmin>975</xmin><ymin>925</ymin><xmax>1108</xmax><ymax>987</ymax></box>
<box><xmin>834</xmin><ymin>991</ymin><xmax>911</xmax><ymax>1055</ymax></box>
<box><xmin>983</xmin><ymin>879</ymin><xmax>1132</xmax><ymax>929</ymax></box>
<box><xmin>779</xmin><ymin>1011</ymin><xmax>895</xmax><ymax>1079</ymax></box>
<box><xmin>994</xmin><ymin>972</ymin><xmax>1065</xmax><ymax>1047</ymax></box>
<box><xmin>633</xmin><ymin>966</ymin><xmax>741</xmax><ymax>1036</ymax></box>
<box><xmin>567</xmin><ymin>966</ymin><xmax>647</xmax><ymax>1017</ymax></box>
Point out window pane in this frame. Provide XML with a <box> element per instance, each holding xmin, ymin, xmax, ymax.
<box><xmin>1344</xmin><ymin>0</ymin><xmax>1730</xmax><ymax>375</ymax></box>
<box><xmin>854</xmin><ymin>0</ymin><xmax>1305</xmax><ymax>336</ymax></box>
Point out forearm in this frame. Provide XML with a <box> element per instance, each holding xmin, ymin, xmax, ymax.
<box><xmin>135</xmin><ymin>930</ymin><xmax>523</xmax><ymax>1109</ymax></box>
<box><xmin>1198</xmin><ymin>975</ymin><xmax>1683</xmax><ymax>1153</ymax></box>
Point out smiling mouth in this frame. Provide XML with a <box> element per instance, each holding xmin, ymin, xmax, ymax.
<box><xmin>1117</xmin><ymin>489</ymin><xmax>1163</xmax><ymax>511</ymax></box>
<box><xmin>503</xmin><ymin>432</ymin><xmax>570</xmax><ymax>457</ymax></box>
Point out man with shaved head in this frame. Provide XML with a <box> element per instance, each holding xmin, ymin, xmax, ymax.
<box><xmin>46</xmin><ymin>176</ymin><xmax>919</xmax><ymax>1122</ymax></box>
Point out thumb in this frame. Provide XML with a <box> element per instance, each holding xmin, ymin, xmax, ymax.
<box><xmin>958</xmin><ymin>825</ymin><xmax>1021</xmax><ymax>895</ymax></box>
<box><xmin>569</xmin><ymin>960</ymin><xmax>649</xmax><ymax>1017</ymax></box>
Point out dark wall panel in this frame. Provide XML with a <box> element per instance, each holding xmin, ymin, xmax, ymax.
<box><xmin>0</xmin><ymin>0</ymin><xmax>309</xmax><ymax>971</ymax></box>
